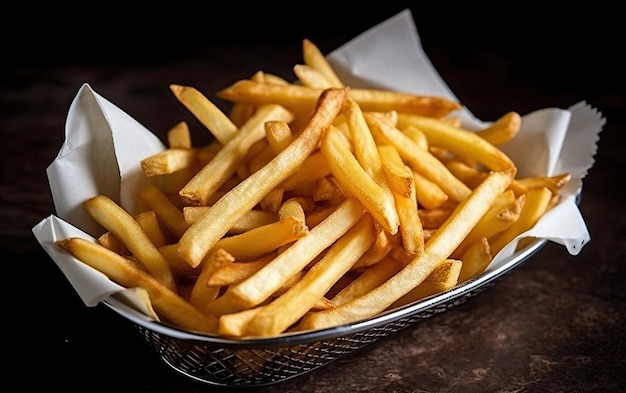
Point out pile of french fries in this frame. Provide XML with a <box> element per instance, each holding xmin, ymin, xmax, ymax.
<box><xmin>57</xmin><ymin>39</ymin><xmax>571</xmax><ymax>338</ymax></box>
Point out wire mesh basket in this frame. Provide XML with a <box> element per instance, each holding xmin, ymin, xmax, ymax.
<box><xmin>103</xmin><ymin>238</ymin><xmax>547</xmax><ymax>388</ymax></box>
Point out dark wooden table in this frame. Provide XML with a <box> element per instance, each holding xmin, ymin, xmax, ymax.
<box><xmin>3</xmin><ymin>5</ymin><xmax>624</xmax><ymax>392</ymax></box>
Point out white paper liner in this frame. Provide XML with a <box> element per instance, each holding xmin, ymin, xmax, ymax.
<box><xmin>32</xmin><ymin>9</ymin><xmax>604</xmax><ymax>323</ymax></box>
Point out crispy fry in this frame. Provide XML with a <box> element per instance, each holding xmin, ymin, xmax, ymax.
<box><xmin>321</xmin><ymin>126</ymin><xmax>399</xmax><ymax>234</ymax></box>
<box><xmin>169</xmin><ymin>84</ymin><xmax>238</xmax><ymax>144</ymax></box>
<box><xmin>183</xmin><ymin>207</ymin><xmax>277</xmax><ymax>235</ymax></box>
<box><xmin>138</xmin><ymin>186</ymin><xmax>188</xmax><ymax>239</ymax></box>
<box><xmin>179</xmin><ymin>104</ymin><xmax>294</xmax><ymax>206</ymax></box>
<box><xmin>396</xmin><ymin>113</ymin><xmax>516</xmax><ymax>172</ymax></box>
<box><xmin>83</xmin><ymin>195</ymin><xmax>177</xmax><ymax>292</ymax></box>
<box><xmin>458</xmin><ymin>237</ymin><xmax>492</xmax><ymax>283</ymax></box>
<box><xmin>489</xmin><ymin>186</ymin><xmax>553</xmax><ymax>256</ymax></box>
<box><xmin>166</xmin><ymin>121</ymin><xmax>192</xmax><ymax>149</ymax></box>
<box><xmin>134</xmin><ymin>210</ymin><xmax>168</xmax><ymax>248</ymax></box>
<box><xmin>389</xmin><ymin>259</ymin><xmax>462</xmax><ymax>309</ymax></box>
<box><xmin>475</xmin><ymin>111</ymin><xmax>522</xmax><ymax>145</ymax></box>
<box><xmin>302</xmin><ymin>38</ymin><xmax>344</xmax><ymax>88</ymax></box>
<box><xmin>177</xmin><ymin>88</ymin><xmax>348</xmax><ymax>267</ymax></box>
<box><xmin>216</xmin><ymin>80</ymin><xmax>461</xmax><ymax>118</ymax></box>
<box><xmin>206</xmin><ymin>255</ymin><xmax>275</xmax><ymax>287</ymax></box>
<box><xmin>141</xmin><ymin>149</ymin><xmax>196</xmax><ymax>177</ymax></box>
<box><xmin>57</xmin><ymin>238</ymin><xmax>217</xmax><ymax>334</ymax></box>
<box><xmin>333</xmin><ymin>256</ymin><xmax>405</xmax><ymax>306</ymax></box>
<box><xmin>190</xmin><ymin>248</ymin><xmax>235</xmax><ymax>315</ymax></box>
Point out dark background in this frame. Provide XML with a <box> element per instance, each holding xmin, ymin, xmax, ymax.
<box><xmin>3</xmin><ymin>3</ymin><xmax>625</xmax><ymax>392</ymax></box>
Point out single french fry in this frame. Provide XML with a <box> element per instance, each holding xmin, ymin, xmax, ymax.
<box><xmin>412</xmin><ymin>170</ymin><xmax>449</xmax><ymax>210</ymax></box>
<box><xmin>302</xmin><ymin>38</ymin><xmax>344</xmax><ymax>88</ymax></box>
<box><xmin>179</xmin><ymin>104</ymin><xmax>294</xmax><ymax>206</ymax></box>
<box><xmin>451</xmin><ymin>192</ymin><xmax>524</xmax><ymax>259</ymax></box>
<box><xmin>244</xmin><ymin>213</ymin><xmax>377</xmax><ymax>336</ymax></box>
<box><xmin>183</xmin><ymin>207</ymin><xmax>277</xmax><ymax>234</ymax></box>
<box><xmin>166</xmin><ymin>121</ymin><xmax>192</xmax><ymax>149</ymax></box>
<box><xmin>208</xmin><ymin>215</ymin><xmax>308</xmax><ymax>260</ymax></box>
<box><xmin>393</xmin><ymin>173</ymin><xmax>424</xmax><ymax>257</ymax></box>
<box><xmin>378</xmin><ymin>144</ymin><xmax>413</xmax><ymax>198</ymax></box>
<box><xmin>364</xmin><ymin>112</ymin><xmax>471</xmax><ymax>203</ymax></box>
<box><xmin>333</xmin><ymin>256</ymin><xmax>405</xmax><ymax>306</ymax></box>
<box><xmin>134</xmin><ymin>210</ymin><xmax>168</xmax><ymax>248</ymax></box>
<box><xmin>228</xmin><ymin>70</ymin><xmax>266</xmax><ymax>127</ymax></box>
<box><xmin>515</xmin><ymin>173</ymin><xmax>571</xmax><ymax>195</ymax></box>
<box><xmin>139</xmin><ymin>186</ymin><xmax>188</xmax><ymax>239</ymax></box>
<box><xmin>204</xmin><ymin>198</ymin><xmax>365</xmax><ymax>316</ymax></box>
<box><xmin>140</xmin><ymin>149</ymin><xmax>196</xmax><ymax>177</ymax></box>
<box><xmin>190</xmin><ymin>248</ymin><xmax>235</xmax><ymax>315</ymax></box>
<box><xmin>57</xmin><ymin>238</ymin><xmax>217</xmax><ymax>334</ymax></box>
<box><xmin>445</xmin><ymin>160</ymin><xmax>488</xmax><ymax>189</ymax></box>
<box><xmin>297</xmin><ymin>169</ymin><xmax>513</xmax><ymax>331</ymax></box>
<box><xmin>321</xmin><ymin>126</ymin><xmax>399</xmax><ymax>235</ymax></box>
<box><xmin>169</xmin><ymin>84</ymin><xmax>238</xmax><ymax>144</ymax></box>
<box><xmin>475</xmin><ymin>111</ymin><xmax>522</xmax><ymax>145</ymax></box>
<box><xmin>389</xmin><ymin>259</ymin><xmax>462</xmax><ymax>309</ymax></box>
<box><xmin>97</xmin><ymin>231</ymin><xmax>130</xmax><ymax>256</ymax></box>
<box><xmin>206</xmin><ymin>255</ymin><xmax>275</xmax><ymax>287</ymax></box>
<box><xmin>396</xmin><ymin>113</ymin><xmax>516</xmax><ymax>172</ymax></box>
<box><xmin>294</xmin><ymin>64</ymin><xmax>335</xmax><ymax>88</ymax></box>
<box><xmin>458</xmin><ymin>237</ymin><xmax>492</xmax><ymax>283</ymax></box>
<box><xmin>83</xmin><ymin>195</ymin><xmax>177</xmax><ymax>292</ymax></box>
<box><xmin>177</xmin><ymin>88</ymin><xmax>348</xmax><ymax>267</ymax></box>
<box><xmin>489</xmin><ymin>186</ymin><xmax>553</xmax><ymax>256</ymax></box>
<box><xmin>279</xmin><ymin>151</ymin><xmax>331</xmax><ymax>191</ymax></box>
<box><xmin>351</xmin><ymin>230</ymin><xmax>394</xmax><ymax>269</ymax></box>
<box><xmin>216</xmin><ymin>80</ymin><xmax>461</xmax><ymax>118</ymax></box>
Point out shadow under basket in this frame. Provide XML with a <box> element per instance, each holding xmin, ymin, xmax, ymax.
<box><xmin>104</xmin><ymin>238</ymin><xmax>547</xmax><ymax>388</ymax></box>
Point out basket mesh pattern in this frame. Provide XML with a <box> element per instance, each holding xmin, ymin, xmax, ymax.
<box><xmin>134</xmin><ymin>281</ymin><xmax>493</xmax><ymax>387</ymax></box>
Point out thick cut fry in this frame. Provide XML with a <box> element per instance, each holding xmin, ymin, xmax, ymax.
<box><xmin>365</xmin><ymin>112</ymin><xmax>471</xmax><ymax>202</ymax></box>
<box><xmin>279</xmin><ymin>151</ymin><xmax>331</xmax><ymax>190</ymax></box>
<box><xmin>393</xmin><ymin>174</ymin><xmax>424</xmax><ymax>257</ymax></box>
<box><xmin>458</xmin><ymin>237</ymin><xmax>492</xmax><ymax>283</ymax></box>
<box><xmin>389</xmin><ymin>259</ymin><xmax>462</xmax><ymax>309</ymax></box>
<box><xmin>294</xmin><ymin>64</ymin><xmax>335</xmax><ymax>88</ymax></box>
<box><xmin>141</xmin><ymin>149</ymin><xmax>196</xmax><ymax>177</ymax></box>
<box><xmin>134</xmin><ymin>210</ymin><xmax>168</xmax><ymax>248</ymax></box>
<box><xmin>208</xmin><ymin>215</ymin><xmax>308</xmax><ymax>260</ymax></box>
<box><xmin>183</xmin><ymin>207</ymin><xmax>277</xmax><ymax>234</ymax></box>
<box><xmin>302</xmin><ymin>38</ymin><xmax>344</xmax><ymax>88</ymax></box>
<box><xmin>57</xmin><ymin>238</ymin><xmax>217</xmax><ymax>334</ymax></box>
<box><xmin>177</xmin><ymin>88</ymin><xmax>348</xmax><ymax>267</ymax></box>
<box><xmin>378</xmin><ymin>145</ymin><xmax>414</xmax><ymax>198</ymax></box>
<box><xmin>321</xmin><ymin>126</ymin><xmax>399</xmax><ymax>234</ymax></box>
<box><xmin>243</xmin><ymin>214</ymin><xmax>376</xmax><ymax>336</ymax></box>
<box><xmin>205</xmin><ymin>198</ymin><xmax>365</xmax><ymax>315</ymax></box>
<box><xmin>297</xmin><ymin>170</ymin><xmax>513</xmax><ymax>331</ymax></box>
<box><xmin>84</xmin><ymin>195</ymin><xmax>177</xmax><ymax>292</ymax></box>
<box><xmin>451</xmin><ymin>192</ymin><xmax>524</xmax><ymax>259</ymax></box>
<box><xmin>216</xmin><ymin>80</ymin><xmax>461</xmax><ymax>118</ymax></box>
<box><xmin>475</xmin><ymin>111</ymin><xmax>522</xmax><ymax>145</ymax></box>
<box><xmin>489</xmin><ymin>186</ymin><xmax>553</xmax><ymax>256</ymax></box>
<box><xmin>169</xmin><ymin>84</ymin><xmax>238</xmax><ymax>143</ymax></box>
<box><xmin>139</xmin><ymin>186</ymin><xmax>188</xmax><ymax>239</ymax></box>
<box><xmin>179</xmin><ymin>104</ymin><xmax>294</xmax><ymax>206</ymax></box>
<box><xmin>333</xmin><ymin>256</ymin><xmax>405</xmax><ymax>306</ymax></box>
<box><xmin>352</xmin><ymin>230</ymin><xmax>394</xmax><ymax>269</ymax></box>
<box><xmin>412</xmin><ymin>170</ymin><xmax>449</xmax><ymax>210</ymax></box>
<box><xmin>190</xmin><ymin>248</ymin><xmax>235</xmax><ymax>315</ymax></box>
<box><xmin>396</xmin><ymin>113</ymin><xmax>516</xmax><ymax>172</ymax></box>
<box><xmin>166</xmin><ymin>121</ymin><xmax>192</xmax><ymax>149</ymax></box>
<box><xmin>206</xmin><ymin>255</ymin><xmax>275</xmax><ymax>286</ymax></box>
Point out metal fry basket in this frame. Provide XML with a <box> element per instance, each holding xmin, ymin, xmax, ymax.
<box><xmin>103</xmin><ymin>238</ymin><xmax>547</xmax><ymax>388</ymax></box>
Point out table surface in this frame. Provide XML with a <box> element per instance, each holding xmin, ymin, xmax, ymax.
<box><xmin>3</xmin><ymin>5</ymin><xmax>625</xmax><ymax>392</ymax></box>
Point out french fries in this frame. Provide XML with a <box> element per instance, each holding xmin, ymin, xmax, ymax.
<box><xmin>56</xmin><ymin>39</ymin><xmax>569</xmax><ymax>338</ymax></box>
